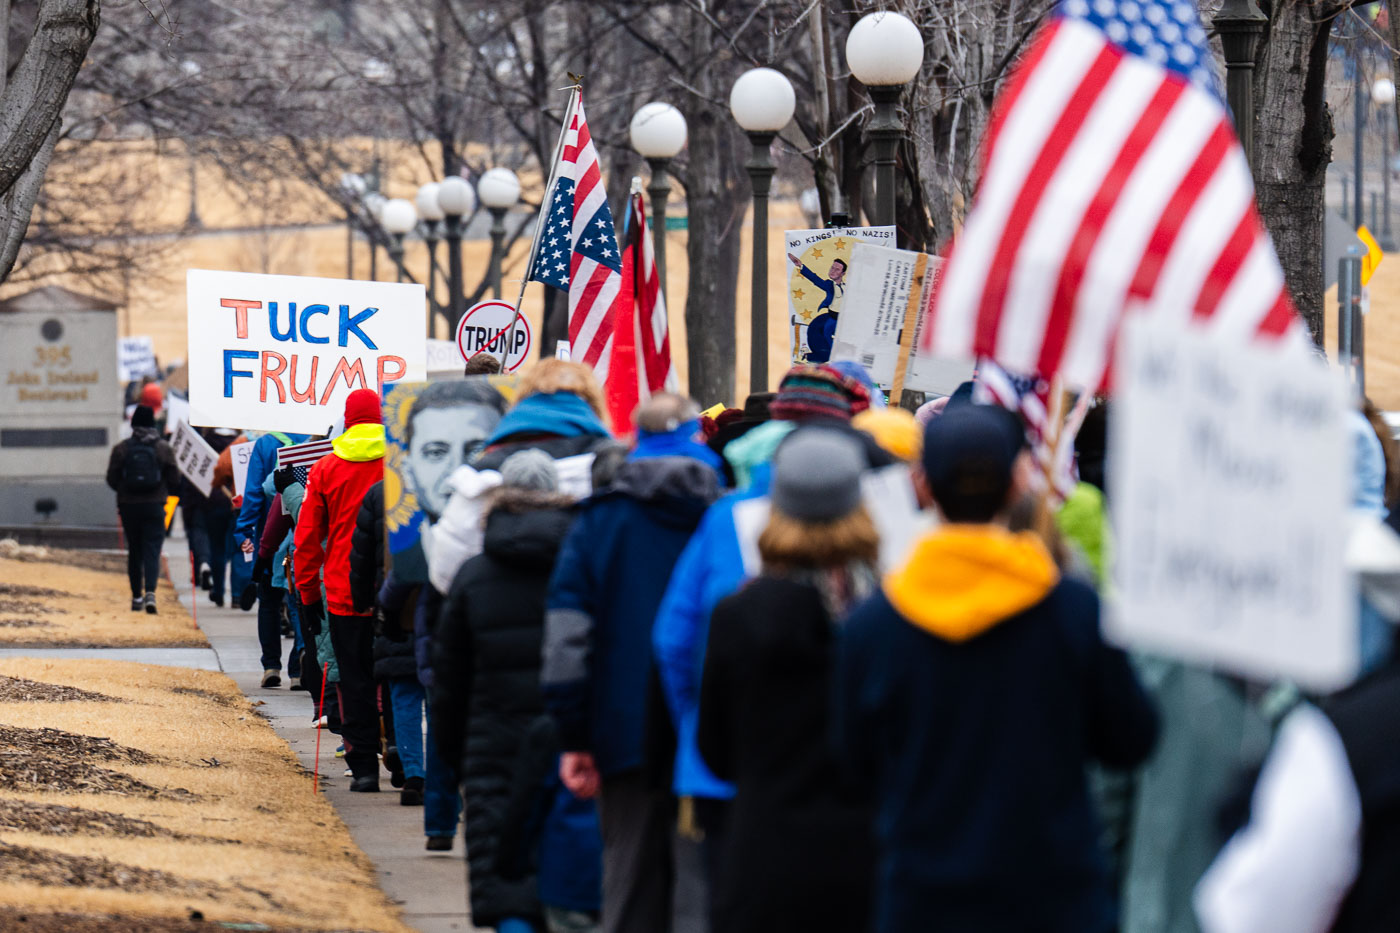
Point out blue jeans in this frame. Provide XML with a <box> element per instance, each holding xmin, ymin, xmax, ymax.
<box><xmin>425</xmin><ymin>704</ymin><xmax>461</xmax><ymax>838</ymax></box>
<box><xmin>228</xmin><ymin>526</ymin><xmax>252</xmax><ymax>599</ymax></box>
<box><xmin>498</xmin><ymin>918</ymin><xmax>538</xmax><ymax>933</ymax></box>
<box><xmin>286</xmin><ymin>591</ymin><xmax>304</xmax><ymax>679</ymax></box>
<box><xmin>389</xmin><ymin>678</ymin><xmax>427</xmax><ymax>780</ymax></box>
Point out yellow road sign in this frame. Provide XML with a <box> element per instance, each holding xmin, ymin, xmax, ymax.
<box><xmin>1358</xmin><ymin>224</ymin><xmax>1384</xmax><ymax>285</ymax></box>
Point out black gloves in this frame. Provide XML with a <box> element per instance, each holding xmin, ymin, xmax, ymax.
<box><xmin>300</xmin><ymin>599</ymin><xmax>325</xmax><ymax>637</ymax></box>
<box><xmin>251</xmin><ymin>554</ymin><xmax>273</xmax><ymax>583</ymax></box>
<box><xmin>273</xmin><ymin>466</ymin><xmax>297</xmax><ymax>493</ymax></box>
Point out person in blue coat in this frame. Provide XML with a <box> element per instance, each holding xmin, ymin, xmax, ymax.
<box><xmin>542</xmin><ymin>394</ymin><xmax>721</xmax><ymax>933</ymax></box>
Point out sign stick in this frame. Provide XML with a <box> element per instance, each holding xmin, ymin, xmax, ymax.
<box><xmin>312</xmin><ymin>660</ymin><xmax>330</xmax><ymax>794</ymax></box>
<box><xmin>189</xmin><ymin>552</ymin><xmax>198</xmax><ymax>630</ymax></box>
<box><xmin>890</xmin><ymin>252</ymin><xmax>930</xmax><ymax>407</ymax></box>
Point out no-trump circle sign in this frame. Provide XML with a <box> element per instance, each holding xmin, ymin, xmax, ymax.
<box><xmin>455</xmin><ymin>300</ymin><xmax>532</xmax><ymax>373</ymax></box>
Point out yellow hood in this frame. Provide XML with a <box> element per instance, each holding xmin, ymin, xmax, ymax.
<box><xmin>332</xmin><ymin>423</ymin><xmax>386</xmax><ymax>462</ymax></box>
<box><xmin>884</xmin><ymin>525</ymin><xmax>1059</xmax><ymax>642</ymax></box>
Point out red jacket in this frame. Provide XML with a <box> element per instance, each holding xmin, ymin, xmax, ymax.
<box><xmin>294</xmin><ymin>423</ymin><xmax>385</xmax><ymax>616</ymax></box>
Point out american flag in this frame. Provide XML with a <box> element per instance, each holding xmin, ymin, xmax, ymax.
<box><xmin>275</xmin><ymin>438</ymin><xmax>334</xmax><ymax>487</ymax></box>
<box><xmin>607</xmin><ymin>190</ymin><xmax>679</xmax><ymax>434</ymax></box>
<box><xmin>531</xmin><ymin>94</ymin><xmax>625</xmax><ymax>380</ymax></box>
<box><xmin>974</xmin><ymin>359</ymin><xmax>1088</xmax><ymax>501</ymax></box>
<box><xmin>925</xmin><ymin>0</ymin><xmax>1301</xmax><ymax>392</ymax></box>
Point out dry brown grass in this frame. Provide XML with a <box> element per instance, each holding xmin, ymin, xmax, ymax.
<box><xmin>0</xmin><ymin>557</ymin><xmax>206</xmax><ymax>648</ymax></box>
<box><xmin>0</xmin><ymin>658</ymin><xmax>412</xmax><ymax>932</ymax></box>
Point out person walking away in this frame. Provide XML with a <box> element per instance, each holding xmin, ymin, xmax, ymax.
<box><xmin>106</xmin><ymin>404</ymin><xmax>179</xmax><ymax>613</ymax></box>
<box><xmin>433</xmin><ymin>450</ymin><xmax>582</xmax><ymax>933</ymax></box>
<box><xmin>543</xmin><ymin>394</ymin><xmax>722</xmax><ymax>933</ymax></box>
<box><xmin>235</xmin><ymin>427</ymin><xmax>311</xmax><ymax>615</ymax></box>
<box><xmin>834</xmin><ymin>404</ymin><xmax>1158</xmax><ymax>933</ymax></box>
<box><xmin>295</xmin><ymin>389</ymin><xmax>386</xmax><ymax>792</ymax></box>
<box><xmin>253</xmin><ymin>471</ymin><xmax>306</xmax><ymax>690</ymax></box>
<box><xmin>697</xmin><ymin>428</ymin><xmax>878</xmax><ymax>932</ymax></box>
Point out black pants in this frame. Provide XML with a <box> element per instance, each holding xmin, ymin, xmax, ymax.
<box><xmin>598</xmin><ymin>770</ymin><xmax>678</xmax><ymax>933</ymax></box>
<box><xmin>118</xmin><ymin>502</ymin><xmax>166</xmax><ymax>598</ymax></box>
<box><xmin>256</xmin><ymin>580</ymin><xmax>285</xmax><ymax>673</ymax></box>
<box><xmin>203</xmin><ymin>506</ymin><xmax>231</xmax><ymax>601</ymax></box>
<box><xmin>328</xmin><ymin>613</ymin><xmax>377</xmax><ymax>777</ymax></box>
<box><xmin>181</xmin><ymin>502</ymin><xmax>209</xmax><ymax>574</ymax></box>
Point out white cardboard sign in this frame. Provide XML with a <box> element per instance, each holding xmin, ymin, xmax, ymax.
<box><xmin>1108</xmin><ymin>316</ymin><xmax>1356</xmax><ymax>690</ymax></box>
<box><xmin>170</xmin><ymin>421</ymin><xmax>217</xmax><ymax>497</ymax></box>
<box><xmin>456</xmin><ymin>300</ymin><xmax>532</xmax><ymax>372</ymax></box>
<box><xmin>118</xmin><ymin>336</ymin><xmax>158</xmax><ymax>382</ymax></box>
<box><xmin>229</xmin><ymin>440</ymin><xmax>253</xmax><ymax>497</ymax></box>
<box><xmin>186</xmin><ymin>269</ymin><xmax>426</xmax><ymax>434</ymax></box>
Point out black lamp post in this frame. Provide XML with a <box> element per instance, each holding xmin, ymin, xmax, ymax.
<box><xmin>630</xmin><ymin>102</ymin><xmax>689</xmax><ymax>298</ymax></box>
<box><xmin>437</xmin><ymin>175</ymin><xmax>476</xmax><ymax>332</ymax></box>
<box><xmin>1212</xmin><ymin>0</ymin><xmax>1267</xmax><ymax>170</ymax></box>
<box><xmin>479</xmin><ymin>167</ymin><xmax>522</xmax><ymax>301</ymax></box>
<box><xmin>846</xmin><ymin>12</ymin><xmax>925</xmax><ymax>233</ymax></box>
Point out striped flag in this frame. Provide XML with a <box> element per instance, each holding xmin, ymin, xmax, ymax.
<box><xmin>607</xmin><ymin>190</ymin><xmax>679</xmax><ymax>434</ymax></box>
<box><xmin>275</xmin><ymin>438</ymin><xmax>334</xmax><ymax>487</ymax></box>
<box><xmin>974</xmin><ymin>359</ymin><xmax>1079</xmax><ymax>501</ymax></box>
<box><xmin>530</xmin><ymin>94</ymin><xmax>625</xmax><ymax>381</ymax></box>
<box><xmin>924</xmin><ymin>0</ymin><xmax>1302</xmax><ymax>392</ymax></box>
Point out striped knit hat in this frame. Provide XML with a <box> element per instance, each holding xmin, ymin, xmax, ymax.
<box><xmin>769</xmin><ymin>364</ymin><xmax>871</xmax><ymax>423</ymax></box>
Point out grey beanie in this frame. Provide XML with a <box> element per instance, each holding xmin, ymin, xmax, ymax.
<box><xmin>499</xmin><ymin>449</ymin><xmax>559</xmax><ymax>493</ymax></box>
<box><xmin>770</xmin><ymin>427</ymin><xmax>865</xmax><ymax>522</ymax></box>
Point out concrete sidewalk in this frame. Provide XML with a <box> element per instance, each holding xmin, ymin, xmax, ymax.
<box><xmin>164</xmin><ymin>534</ymin><xmax>476</xmax><ymax>933</ymax></box>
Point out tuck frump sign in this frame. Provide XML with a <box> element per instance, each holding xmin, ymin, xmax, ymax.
<box><xmin>186</xmin><ymin>270</ymin><xmax>427</xmax><ymax>434</ymax></box>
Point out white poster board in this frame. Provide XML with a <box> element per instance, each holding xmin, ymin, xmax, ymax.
<box><xmin>164</xmin><ymin>391</ymin><xmax>190</xmax><ymax>431</ymax></box>
<box><xmin>169</xmin><ymin>421</ymin><xmax>216</xmax><ymax>497</ymax></box>
<box><xmin>1108</xmin><ymin>316</ymin><xmax>1356</xmax><ymax>690</ymax></box>
<box><xmin>783</xmin><ymin>226</ymin><xmax>894</xmax><ymax>365</ymax></box>
<box><xmin>427</xmin><ymin>338</ymin><xmax>460</xmax><ymax>375</ymax></box>
<box><xmin>118</xmin><ymin>336</ymin><xmax>158</xmax><ymax>382</ymax></box>
<box><xmin>186</xmin><ymin>270</ymin><xmax>427</xmax><ymax>434</ymax></box>
<box><xmin>229</xmin><ymin>441</ymin><xmax>253</xmax><ymax>497</ymax></box>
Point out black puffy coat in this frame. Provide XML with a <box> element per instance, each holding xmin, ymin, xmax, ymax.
<box><xmin>432</xmin><ymin>487</ymin><xmax>575</xmax><ymax>928</ymax></box>
<box><xmin>348</xmin><ymin>482</ymin><xmax>384</xmax><ymax>615</ymax></box>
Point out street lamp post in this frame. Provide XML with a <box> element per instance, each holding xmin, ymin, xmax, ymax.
<box><xmin>437</xmin><ymin>175</ymin><xmax>476</xmax><ymax>331</ymax></box>
<box><xmin>381</xmin><ymin>198</ymin><xmax>418</xmax><ymax>284</ymax></box>
<box><xmin>416</xmin><ymin>182</ymin><xmax>446</xmax><ymax>333</ymax></box>
<box><xmin>630</xmin><ymin>102</ymin><xmax>688</xmax><ymax>297</ymax></box>
<box><xmin>730</xmin><ymin>67</ymin><xmax>796</xmax><ymax>394</ymax></box>
<box><xmin>339</xmin><ymin>172</ymin><xmax>366</xmax><ymax>279</ymax></box>
<box><xmin>1374</xmin><ymin>78</ymin><xmax>1397</xmax><ymax>249</ymax></box>
<box><xmin>478</xmin><ymin>167</ymin><xmax>521</xmax><ymax>300</ymax></box>
<box><xmin>1212</xmin><ymin>0</ymin><xmax>1268</xmax><ymax>170</ymax></box>
<box><xmin>845</xmin><ymin>12</ymin><xmax>925</xmax><ymax>230</ymax></box>
<box><xmin>363</xmin><ymin>192</ymin><xmax>387</xmax><ymax>280</ymax></box>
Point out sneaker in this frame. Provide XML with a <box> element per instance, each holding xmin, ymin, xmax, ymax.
<box><xmin>288</xmin><ymin>676</ymin><xmax>305</xmax><ymax>691</ymax></box>
<box><xmin>199</xmin><ymin>567</ymin><xmax>213</xmax><ymax>591</ymax></box>
<box><xmin>400</xmin><ymin>777</ymin><xmax>424</xmax><ymax>806</ymax></box>
<box><xmin>238</xmin><ymin>582</ymin><xmax>257</xmax><ymax>612</ymax></box>
<box><xmin>334</xmin><ymin>744</ymin><xmax>345</xmax><ymax>758</ymax></box>
<box><xmin>311</xmin><ymin>715</ymin><xmax>328</xmax><ymax>729</ymax></box>
<box><xmin>350</xmin><ymin>775</ymin><xmax>379</xmax><ymax>792</ymax></box>
<box><xmin>143</xmin><ymin>592</ymin><xmax>157</xmax><ymax>615</ymax></box>
<box><xmin>344</xmin><ymin>768</ymin><xmax>353</xmax><ymax>777</ymax></box>
<box><xmin>130</xmin><ymin>597</ymin><xmax>143</xmax><ymax>612</ymax></box>
<box><xmin>260</xmin><ymin>670</ymin><xmax>281</xmax><ymax>689</ymax></box>
<box><xmin>425</xmin><ymin>836</ymin><xmax>453</xmax><ymax>852</ymax></box>
<box><xmin>210</xmin><ymin>592</ymin><xmax>224</xmax><ymax>608</ymax></box>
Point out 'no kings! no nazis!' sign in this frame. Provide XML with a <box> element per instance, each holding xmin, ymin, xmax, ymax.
<box><xmin>186</xmin><ymin>270</ymin><xmax>427</xmax><ymax>434</ymax></box>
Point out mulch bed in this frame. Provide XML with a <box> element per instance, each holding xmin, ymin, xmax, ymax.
<box><xmin>0</xmin><ymin>585</ymin><xmax>69</xmax><ymax>621</ymax></box>
<box><xmin>0</xmin><ymin>725</ymin><xmax>190</xmax><ymax>800</ymax></box>
<box><xmin>0</xmin><ymin>545</ymin><xmax>128</xmax><ymax>575</ymax></box>
<box><xmin>0</xmin><ymin>907</ymin><xmax>327</xmax><ymax>931</ymax></box>
<box><xmin>0</xmin><ymin>841</ymin><xmax>225</xmax><ymax>899</ymax></box>
<box><xmin>168</xmin><ymin>686</ymin><xmax>240</xmax><ymax>708</ymax></box>
<box><xmin>0</xmin><ymin>676</ymin><xmax>113</xmax><ymax>704</ymax></box>
<box><xmin>0</xmin><ymin>799</ymin><xmax>219</xmax><ymax>841</ymax></box>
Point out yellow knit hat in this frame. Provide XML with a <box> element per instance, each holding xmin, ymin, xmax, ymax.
<box><xmin>852</xmin><ymin>407</ymin><xmax>922</xmax><ymax>462</ymax></box>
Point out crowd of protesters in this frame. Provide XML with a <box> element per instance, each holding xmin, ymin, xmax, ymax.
<box><xmin>107</xmin><ymin>352</ymin><xmax>1400</xmax><ymax>933</ymax></box>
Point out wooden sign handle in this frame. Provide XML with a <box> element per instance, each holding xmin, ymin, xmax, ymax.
<box><xmin>890</xmin><ymin>252</ymin><xmax>929</xmax><ymax>407</ymax></box>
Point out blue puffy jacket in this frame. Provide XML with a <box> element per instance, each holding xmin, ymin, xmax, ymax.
<box><xmin>651</xmin><ymin>466</ymin><xmax>773</xmax><ymax>799</ymax></box>
<box><xmin>235</xmin><ymin>431</ymin><xmax>310</xmax><ymax>546</ymax></box>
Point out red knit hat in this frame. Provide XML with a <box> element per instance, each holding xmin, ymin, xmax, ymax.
<box><xmin>343</xmin><ymin>388</ymin><xmax>382</xmax><ymax>427</ymax></box>
<box><xmin>139</xmin><ymin>382</ymin><xmax>164</xmax><ymax>413</ymax></box>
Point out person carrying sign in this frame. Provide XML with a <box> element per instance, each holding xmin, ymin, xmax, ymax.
<box><xmin>106</xmin><ymin>405</ymin><xmax>180</xmax><ymax>613</ymax></box>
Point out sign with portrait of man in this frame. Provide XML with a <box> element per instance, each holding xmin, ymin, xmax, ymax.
<box><xmin>382</xmin><ymin>376</ymin><xmax>518</xmax><ymax>584</ymax></box>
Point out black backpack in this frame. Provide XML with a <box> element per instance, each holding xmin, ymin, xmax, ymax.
<box><xmin>121</xmin><ymin>439</ymin><xmax>162</xmax><ymax>494</ymax></box>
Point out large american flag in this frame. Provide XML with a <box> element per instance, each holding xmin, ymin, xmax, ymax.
<box><xmin>925</xmin><ymin>0</ymin><xmax>1301</xmax><ymax>391</ymax></box>
<box><xmin>531</xmin><ymin>94</ymin><xmax>625</xmax><ymax>380</ymax></box>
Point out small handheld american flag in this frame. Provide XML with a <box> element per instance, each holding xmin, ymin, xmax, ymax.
<box><xmin>276</xmin><ymin>439</ymin><xmax>334</xmax><ymax>487</ymax></box>
<box><xmin>924</xmin><ymin>0</ymin><xmax>1301</xmax><ymax>392</ymax></box>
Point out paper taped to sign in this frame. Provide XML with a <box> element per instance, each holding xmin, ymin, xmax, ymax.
<box><xmin>170</xmin><ymin>421</ymin><xmax>216</xmax><ymax>497</ymax></box>
<box><xmin>1108</xmin><ymin>316</ymin><xmax>1356</xmax><ymax>690</ymax></box>
<box><xmin>229</xmin><ymin>441</ymin><xmax>253</xmax><ymax>497</ymax></box>
<box><xmin>186</xmin><ymin>269</ymin><xmax>426</xmax><ymax>434</ymax></box>
<box><xmin>784</xmin><ymin>226</ymin><xmax>894</xmax><ymax>365</ymax></box>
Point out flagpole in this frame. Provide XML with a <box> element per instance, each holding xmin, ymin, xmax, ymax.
<box><xmin>503</xmin><ymin>85</ymin><xmax>581</xmax><ymax>359</ymax></box>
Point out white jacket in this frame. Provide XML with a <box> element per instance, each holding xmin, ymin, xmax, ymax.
<box><xmin>426</xmin><ymin>465</ymin><xmax>503</xmax><ymax>595</ymax></box>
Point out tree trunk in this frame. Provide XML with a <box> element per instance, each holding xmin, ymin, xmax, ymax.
<box><xmin>1253</xmin><ymin>0</ymin><xmax>1337</xmax><ymax>344</ymax></box>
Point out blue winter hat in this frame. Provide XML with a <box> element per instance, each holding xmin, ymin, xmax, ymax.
<box><xmin>921</xmin><ymin>405</ymin><xmax>1023</xmax><ymax>523</ymax></box>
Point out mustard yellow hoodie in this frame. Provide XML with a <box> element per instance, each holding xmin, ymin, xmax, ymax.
<box><xmin>884</xmin><ymin>525</ymin><xmax>1060</xmax><ymax>641</ymax></box>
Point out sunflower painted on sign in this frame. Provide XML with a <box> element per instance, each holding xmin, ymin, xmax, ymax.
<box><xmin>383</xmin><ymin>375</ymin><xmax>516</xmax><ymax>584</ymax></box>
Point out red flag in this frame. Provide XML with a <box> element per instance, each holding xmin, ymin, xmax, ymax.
<box><xmin>607</xmin><ymin>191</ymin><xmax>677</xmax><ymax>434</ymax></box>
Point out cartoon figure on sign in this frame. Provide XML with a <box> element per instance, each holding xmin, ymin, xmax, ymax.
<box><xmin>788</xmin><ymin>239</ymin><xmax>855</xmax><ymax>364</ymax></box>
<box><xmin>383</xmin><ymin>376</ymin><xmax>515</xmax><ymax>583</ymax></box>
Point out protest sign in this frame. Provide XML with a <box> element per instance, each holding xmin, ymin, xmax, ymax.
<box><xmin>186</xmin><ymin>270</ymin><xmax>427</xmax><ymax>434</ymax></box>
<box><xmin>456</xmin><ymin>301</ymin><xmax>532</xmax><ymax>372</ymax></box>
<box><xmin>1108</xmin><ymin>316</ymin><xmax>1356</xmax><ymax>690</ymax></box>
<box><xmin>164</xmin><ymin>391</ymin><xmax>190</xmax><ymax>431</ymax></box>
<box><xmin>784</xmin><ymin>226</ymin><xmax>894</xmax><ymax>365</ymax></box>
<box><xmin>383</xmin><ymin>376</ymin><xmax>517</xmax><ymax>584</ymax></box>
<box><xmin>118</xmin><ymin>337</ymin><xmax>158</xmax><ymax>382</ymax></box>
<box><xmin>831</xmin><ymin>243</ymin><xmax>971</xmax><ymax>398</ymax></box>
<box><xmin>229</xmin><ymin>441</ymin><xmax>253</xmax><ymax>497</ymax></box>
<box><xmin>169</xmin><ymin>420</ymin><xmax>216</xmax><ymax>497</ymax></box>
<box><xmin>427</xmin><ymin>338</ymin><xmax>461</xmax><ymax>375</ymax></box>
